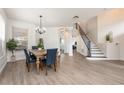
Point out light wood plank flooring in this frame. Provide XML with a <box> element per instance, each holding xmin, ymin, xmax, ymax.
<box><xmin>0</xmin><ymin>52</ymin><xmax>124</xmax><ymax>85</ymax></box>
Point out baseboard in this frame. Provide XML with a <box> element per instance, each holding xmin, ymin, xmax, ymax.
<box><xmin>7</xmin><ymin>59</ymin><xmax>25</xmax><ymax>63</ymax></box>
<box><xmin>0</xmin><ymin>61</ymin><xmax>7</xmax><ymax>74</ymax></box>
<box><xmin>86</xmin><ymin>57</ymin><xmax>108</xmax><ymax>60</ymax></box>
<box><xmin>0</xmin><ymin>59</ymin><xmax>25</xmax><ymax>74</ymax></box>
<box><xmin>69</xmin><ymin>53</ymin><xmax>73</xmax><ymax>56</ymax></box>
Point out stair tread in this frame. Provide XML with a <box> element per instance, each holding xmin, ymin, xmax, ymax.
<box><xmin>91</xmin><ymin>49</ymin><xmax>99</xmax><ymax>50</ymax></box>
<box><xmin>90</xmin><ymin>56</ymin><xmax>106</xmax><ymax>58</ymax></box>
<box><xmin>91</xmin><ymin>53</ymin><xmax>104</xmax><ymax>55</ymax></box>
<box><xmin>91</xmin><ymin>52</ymin><xmax>102</xmax><ymax>54</ymax></box>
<box><xmin>91</xmin><ymin>52</ymin><xmax>104</xmax><ymax>54</ymax></box>
<box><xmin>91</xmin><ymin>56</ymin><xmax>105</xmax><ymax>57</ymax></box>
<box><xmin>91</xmin><ymin>49</ymin><xmax>101</xmax><ymax>51</ymax></box>
<box><xmin>91</xmin><ymin>55</ymin><xmax>106</xmax><ymax>57</ymax></box>
<box><xmin>91</xmin><ymin>53</ymin><xmax>105</xmax><ymax>55</ymax></box>
<box><xmin>91</xmin><ymin>48</ymin><xmax>100</xmax><ymax>49</ymax></box>
<box><xmin>91</xmin><ymin>54</ymin><xmax>106</xmax><ymax>56</ymax></box>
<box><xmin>91</xmin><ymin>47</ymin><xmax>99</xmax><ymax>49</ymax></box>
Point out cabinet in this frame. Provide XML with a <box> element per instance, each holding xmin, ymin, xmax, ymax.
<box><xmin>106</xmin><ymin>43</ymin><xmax>120</xmax><ymax>60</ymax></box>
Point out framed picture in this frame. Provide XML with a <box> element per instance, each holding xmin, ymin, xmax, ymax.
<box><xmin>12</xmin><ymin>27</ymin><xmax>28</xmax><ymax>50</ymax></box>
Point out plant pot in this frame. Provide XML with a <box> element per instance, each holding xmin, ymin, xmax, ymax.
<box><xmin>38</xmin><ymin>48</ymin><xmax>42</xmax><ymax>50</ymax></box>
<box><xmin>11</xmin><ymin>55</ymin><xmax>16</xmax><ymax>62</ymax></box>
<box><xmin>106</xmin><ymin>41</ymin><xmax>110</xmax><ymax>43</ymax></box>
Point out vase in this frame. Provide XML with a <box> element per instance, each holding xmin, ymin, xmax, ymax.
<box><xmin>38</xmin><ymin>48</ymin><xmax>42</xmax><ymax>50</ymax></box>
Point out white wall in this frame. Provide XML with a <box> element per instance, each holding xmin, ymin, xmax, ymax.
<box><xmin>86</xmin><ymin>16</ymin><xmax>98</xmax><ymax>43</ymax></box>
<box><xmin>79</xmin><ymin>22</ymin><xmax>87</xmax><ymax>33</ymax></box>
<box><xmin>97</xmin><ymin>9</ymin><xmax>124</xmax><ymax>60</ymax></box>
<box><xmin>7</xmin><ymin>19</ymin><xmax>36</xmax><ymax>48</ymax></box>
<box><xmin>84</xmin><ymin>9</ymin><xmax>124</xmax><ymax>60</ymax></box>
<box><xmin>106</xmin><ymin>43</ymin><xmax>120</xmax><ymax>60</ymax></box>
<box><xmin>7</xmin><ymin>19</ymin><xmax>61</xmax><ymax>61</ymax></box>
<box><xmin>85</xmin><ymin>16</ymin><xmax>106</xmax><ymax>55</ymax></box>
<box><xmin>7</xmin><ymin>19</ymin><xmax>36</xmax><ymax>61</ymax></box>
<box><xmin>38</xmin><ymin>27</ymin><xmax>73</xmax><ymax>56</ymax></box>
<box><xmin>0</xmin><ymin>9</ymin><xmax>7</xmax><ymax>73</ymax></box>
<box><xmin>59</xmin><ymin>27</ymin><xmax>73</xmax><ymax>56</ymax></box>
<box><xmin>76</xmin><ymin>34</ymin><xmax>88</xmax><ymax>56</ymax></box>
<box><xmin>36</xmin><ymin>27</ymin><xmax>60</xmax><ymax>50</ymax></box>
<box><xmin>63</xmin><ymin>28</ymin><xmax>73</xmax><ymax>56</ymax></box>
<box><xmin>75</xmin><ymin>27</ymin><xmax>88</xmax><ymax>56</ymax></box>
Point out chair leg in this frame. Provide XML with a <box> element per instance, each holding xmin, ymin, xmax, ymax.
<box><xmin>26</xmin><ymin>62</ymin><xmax>28</xmax><ymax>67</ymax></box>
<box><xmin>54</xmin><ymin>63</ymin><xmax>56</xmax><ymax>72</ymax></box>
<box><xmin>26</xmin><ymin>60</ymin><xmax>28</xmax><ymax>67</ymax></box>
<box><xmin>45</xmin><ymin>65</ymin><xmax>48</xmax><ymax>76</ymax></box>
<box><xmin>27</xmin><ymin>63</ymin><xmax>30</xmax><ymax>72</ymax></box>
<box><xmin>40</xmin><ymin>62</ymin><xmax>43</xmax><ymax>71</ymax></box>
<box><xmin>58</xmin><ymin>60</ymin><xmax>60</xmax><ymax>68</ymax></box>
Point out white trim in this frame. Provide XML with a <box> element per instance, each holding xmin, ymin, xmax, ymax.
<box><xmin>69</xmin><ymin>53</ymin><xmax>73</xmax><ymax>56</ymax></box>
<box><xmin>0</xmin><ymin>52</ymin><xmax>7</xmax><ymax>74</ymax></box>
<box><xmin>0</xmin><ymin>60</ymin><xmax>7</xmax><ymax>74</ymax></box>
<box><xmin>86</xmin><ymin>57</ymin><xmax>107</xmax><ymax>60</ymax></box>
<box><xmin>0</xmin><ymin>52</ymin><xmax>5</xmax><ymax>59</ymax></box>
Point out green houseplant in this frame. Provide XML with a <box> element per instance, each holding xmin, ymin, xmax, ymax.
<box><xmin>37</xmin><ymin>38</ymin><xmax>44</xmax><ymax>50</ymax></box>
<box><xmin>106</xmin><ymin>34</ymin><xmax>110</xmax><ymax>43</ymax></box>
<box><xmin>6</xmin><ymin>38</ymin><xmax>17</xmax><ymax>57</ymax></box>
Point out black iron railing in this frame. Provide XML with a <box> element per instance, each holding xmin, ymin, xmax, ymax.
<box><xmin>75</xmin><ymin>23</ymin><xmax>91</xmax><ymax>57</ymax></box>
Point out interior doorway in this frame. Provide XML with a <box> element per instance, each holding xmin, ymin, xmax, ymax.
<box><xmin>72</xmin><ymin>37</ymin><xmax>77</xmax><ymax>53</ymax></box>
<box><xmin>60</xmin><ymin>37</ymin><xmax>65</xmax><ymax>54</ymax></box>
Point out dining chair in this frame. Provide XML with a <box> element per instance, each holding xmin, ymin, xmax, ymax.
<box><xmin>29</xmin><ymin>51</ymin><xmax>36</xmax><ymax>60</ymax></box>
<box><xmin>24</xmin><ymin>49</ymin><xmax>36</xmax><ymax>72</ymax></box>
<box><xmin>56</xmin><ymin>53</ymin><xmax>61</xmax><ymax>68</ymax></box>
<box><xmin>41</xmin><ymin>48</ymin><xmax>58</xmax><ymax>75</ymax></box>
<box><xmin>32</xmin><ymin>46</ymin><xmax>38</xmax><ymax>50</ymax></box>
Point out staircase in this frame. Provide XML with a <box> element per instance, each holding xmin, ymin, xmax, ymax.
<box><xmin>76</xmin><ymin>23</ymin><xmax>106</xmax><ymax>58</ymax></box>
<box><xmin>90</xmin><ymin>42</ymin><xmax>106</xmax><ymax>58</ymax></box>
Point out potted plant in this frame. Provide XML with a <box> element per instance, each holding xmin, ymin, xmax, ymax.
<box><xmin>37</xmin><ymin>38</ymin><xmax>44</xmax><ymax>50</ymax></box>
<box><xmin>106</xmin><ymin>34</ymin><xmax>110</xmax><ymax>43</ymax></box>
<box><xmin>6</xmin><ymin>38</ymin><xmax>17</xmax><ymax>60</ymax></box>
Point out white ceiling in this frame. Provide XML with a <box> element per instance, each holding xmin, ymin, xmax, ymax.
<box><xmin>4</xmin><ymin>8</ymin><xmax>106</xmax><ymax>27</ymax></box>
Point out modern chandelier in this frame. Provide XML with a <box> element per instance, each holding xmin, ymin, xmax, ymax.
<box><xmin>73</xmin><ymin>16</ymin><xmax>79</xmax><ymax>23</ymax></box>
<box><xmin>72</xmin><ymin>16</ymin><xmax>79</xmax><ymax>37</ymax></box>
<box><xmin>35</xmin><ymin>15</ymin><xmax>46</xmax><ymax>34</ymax></box>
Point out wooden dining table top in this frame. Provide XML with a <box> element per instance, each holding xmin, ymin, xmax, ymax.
<box><xmin>30</xmin><ymin>49</ymin><xmax>47</xmax><ymax>57</ymax></box>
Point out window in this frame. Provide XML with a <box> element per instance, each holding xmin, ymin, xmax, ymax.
<box><xmin>0</xmin><ymin>15</ymin><xmax>5</xmax><ymax>57</ymax></box>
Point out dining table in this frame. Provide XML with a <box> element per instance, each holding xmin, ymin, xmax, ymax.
<box><xmin>30</xmin><ymin>49</ymin><xmax>47</xmax><ymax>73</ymax></box>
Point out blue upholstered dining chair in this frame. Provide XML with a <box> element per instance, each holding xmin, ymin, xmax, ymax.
<box><xmin>24</xmin><ymin>49</ymin><xmax>36</xmax><ymax>72</ymax></box>
<box><xmin>41</xmin><ymin>48</ymin><xmax>58</xmax><ymax>75</ymax></box>
<box><xmin>29</xmin><ymin>51</ymin><xmax>36</xmax><ymax>60</ymax></box>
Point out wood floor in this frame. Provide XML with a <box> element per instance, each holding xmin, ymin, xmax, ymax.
<box><xmin>0</xmin><ymin>52</ymin><xmax>124</xmax><ymax>85</ymax></box>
